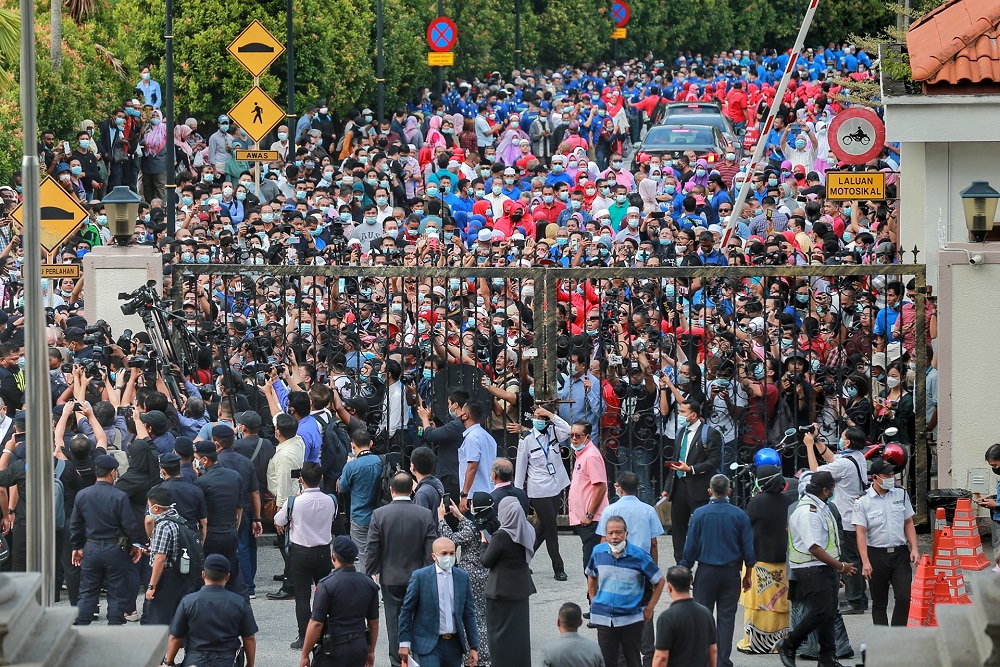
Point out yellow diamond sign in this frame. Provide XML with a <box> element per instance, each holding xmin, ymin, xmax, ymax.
<box><xmin>228</xmin><ymin>20</ymin><xmax>284</xmax><ymax>77</ymax></box>
<box><xmin>10</xmin><ymin>176</ymin><xmax>90</xmax><ymax>254</ymax></box>
<box><xmin>228</xmin><ymin>86</ymin><xmax>286</xmax><ymax>144</ymax></box>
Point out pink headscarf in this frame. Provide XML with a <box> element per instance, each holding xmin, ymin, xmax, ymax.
<box><xmin>143</xmin><ymin>110</ymin><xmax>167</xmax><ymax>155</ymax></box>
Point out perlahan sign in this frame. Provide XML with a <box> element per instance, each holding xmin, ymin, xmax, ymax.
<box><xmin>825</xmin><ymin>171</ymin><xmax>887</xmax><ymax>201</ymax></box>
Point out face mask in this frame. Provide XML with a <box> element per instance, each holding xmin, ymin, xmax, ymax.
<box><xmin>843</xmin><ymin>231</ymin><xmax>853</xmax><ymax>243</ymax></box>
<box><xmin>421</xmin><ymin>368</ymin><xmax>433</xmax><ymax>381</ymax></box>
<box><xmin>375</xmin><ymin>197</ymin><xmax>388</xmax><ymax>207</ymax></box>
<box><xmin>203</xmin><ymin>173</ymin><xmax>215</xmax><ymax>183</ymax></box>
<box><xmin>196</xmin><ymin>255</ymin><xmax>210</xmax><ymax>264</ymax></box>
<box><xmin>600</xmin><ymin>187</ymin><xmax>611</xmax><ymax>196</ymax></box>
<box><xmin>552</xmin><ymin>165</ymin><xmax>564</xmax><ymax>174</ymax></box>
<box><xmin>363</xmin><ymin>216</ymin><xmax>377</xmax><ymax>225</ymax></box>
<box><xmin>886</xmin><ymin>376</ymin><xmax>900</xmax><ymax>389</ymax></box>
<box><xmin>677</xmin><ymin>415</ymin><xmax>689</xmax><ymax>428</ymax></box>
<box><xmin>612</xmin><ymin>161</ymin><xmax>623</xmax><ymax>170</ymax></box>
<box><xmin>796</xmin><ymin>294</ymin><xmax>810</xmax><ymax>304</ymax></box>
<box><xmin>753</xmin><ymin>364</ymin><xmax>765</xmax><ymax>380</ymax></box>
<box><xmin>810</xmin><ymin>359</ymin><xmax>821</xmax><ymax>373</ymax></box>
<box><xmin>474</xmin><ymin>189</ymin><xmax>485</xmax><ymax>199</ymax></box>
<box><xmin>725</xmin><ymin>152</ymin><xmax>735</xmax><ymax>161</ymax></box>
<box><xmin>843</xmin><ymin>206</ymin><xmax>852</xmax><ymax>217</ymax></box>
<box><xmin>222</xmin><ymin>186</ymin><xmax>234</xmax><ymax>198</ymax></box>
<box><xmin>426</xmin><ymin>187</ymin><xmax>439</xmax><ymax>198</ymax></box>
<box><xmin>827</xmin><ymin>156</ymin><xmax>837</xmax><ymax>166</ymax></box>
<box><xmin>533</xmin><ymin>419</ymin><xmax>548</xmax><ymax>432</ymax></box>
<box><xmin>194</xmin><ymin>459</ymin><xmax>205</xmax><ymax>474</ymax></box>
<box><xmin>219</xmin><ymin>123</ymin><xmax>230</xmax><ymax>132</ymax></box>
<box><xmin>492</xmin><ymin>185</ymin><xmax>503</xmax><ymax>196</ymax></box>
<box><xmin>96</xmin><ymin>214</ymin><xmax>108</xmax><ymax>226</ymax></box>
<box><xmin>358</xmin><ymin>156</ymin><xmax>369</xmax><ymax>165</ymax></box>
<box><xmin>992</xmin><ymin>466</ymin><xmax>1000</xmax><ymax>476</ymax></box>
<box><xmin>436</xmin><ymin>555</ymin><xmax>455</xmax><ymax>571</ymax></box>
<box><xmin>795</xmin><ymin>139</ymin><xmax>806</xmax><ymax>149</ymax></box>
<box><xmin>615</xmin><ymin>194</ymin><xmax>627</xmax><ymax>204</ymax></box>
<box><xmin>493</xmin><ymin>324</ymin><xmax>505</xmax><ymax>336</ymax></box>
<box><xmin>879</xmin><ymin>476</ymin><xmax>895</xmax><ymax>490</ymax></box>
<box><xmin>627</xmin><ymin>217</ymin><xmax>639</xmax><ymax>229</ymax></box>
<box><xmin>295</xmin><ymin>160</ymin><xmax>303</xmax><ymax>167</ymax></box>
<box><xmin>695</xmin><ymin>169</ymin><xmax>706</xmax><ymax>177</ymax></box>
<box><xmin>17</xmin><ymin>357</ymin><xmax>25</xmax><ymax>370</ymax></box>
<box><xmin>181</xmin><ymin>252</ymin><xmax>194</xmax><ymax>262</ymax></box>
<box><xmin>609</xmin><ymin>540</ymin><xmax>626</xmax><ymax>555</ymax></box>
<box><xmin>543</xmin><ymin>195</ymin><xmax>554</xmax><ymax>205</ymax></box>
<box><xmin>768</xmin><ymin>178</ymin><xmax>778</xmax><ymax>187</ymax></box>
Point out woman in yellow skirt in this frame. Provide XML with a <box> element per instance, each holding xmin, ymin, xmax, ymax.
<box><xmin>737</xmin><ymin>464</ymin><xmax>794</xmax><ymax>654</ymax></box>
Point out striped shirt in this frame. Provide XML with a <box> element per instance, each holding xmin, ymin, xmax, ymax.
<box><xmin>585</xmin><ymin>542</ymin><xmax>663</xmax><ymax>627</ymax></box>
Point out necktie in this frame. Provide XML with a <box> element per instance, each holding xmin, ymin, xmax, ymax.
<box><xmin>677</xmin><ymin>428</ymin><xmax>690</xmax><ymax>478</ymax></box>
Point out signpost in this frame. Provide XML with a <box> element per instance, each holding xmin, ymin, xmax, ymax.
<box><xmin>10</xmin><ymin>175</ymin><xmax>90</xmax><ymax>256</ymax></box>
<box><xmin>829</xmin><ymin>107</ymin><xmax>886</xmax><ymax>165</ymax></box>
<box><xmin>228</xmin><ymin>21</ymin><xmax>285</xmax><ymax>201</ymax></box>
<box><xmin>426</xmin><ymin>16</ymin><xmax>456</xmax><ymax>89</ymax></box>
<box><xmin>825</xmin><ymin>170</ymin><xmax>887</xmax><ymax>201</ymax></box>
<box><xmin>610</xmin><ymin>0</ymin><xmax>629</xmax><ymax>57</ymax></box>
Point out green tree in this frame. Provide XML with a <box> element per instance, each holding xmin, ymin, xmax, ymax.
<box><xmin>535</xmin><ymin>0</ymin><xmax>612</xmax><ymax>65</ymax></box>
<box><xmin>452</xmin><ymin>0</ymin><xmax>538</xmax><ymax>78</ymax></box>
<box><xmin>379</xmin><ymin>0</ymin><xmax>435</xmax><ymax>110</ymax></box>
<box><xmin>0</xmin><ymin>7</ymin><xmax>18</xmax><ymax>90</ymax></box>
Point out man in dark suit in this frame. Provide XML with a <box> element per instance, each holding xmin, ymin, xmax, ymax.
<box><xmin>490</xmin><ymin>458</ymin><xmax>530</xmax><ymax>515</ymax></box>
<box><xmin>398</xmin><ymin>537</ymin><xmax>480</xmax><ymax>667</ymax></box>
<box><xmin>365</xmin><ymin>472</ymin><xmax>437</xmax><ymax>667</ymax></box>
<box><xmin>662</xmin><ymin>399</ymin><xmax>722</xmax><ymax>563</ymax></box>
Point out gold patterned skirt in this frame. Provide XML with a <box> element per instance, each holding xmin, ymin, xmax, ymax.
<box><xmin>736</xmin><ymin>562</ymin><xmax>790</xmax><ymax>654</ymax></box>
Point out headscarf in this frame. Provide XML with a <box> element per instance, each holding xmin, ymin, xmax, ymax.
<box><xmin>756</xmin><ymin>464</ymin><xmax>786</xmax><ymax>494</ymax></box>
<box><xmin>638</xmin><ymin>177</ymin><xmax>659</xmax><ymax>213</ymax></box>
<box><xmin>174</xmin><ymin>124</ymin><xmax>193</xmax><ymax>156</ymax></box>
<box><xmin>143</xmin><ymin>109</ymin><xmax>167</xmax><ymax>155</ymax></box>
<box><xmin>426</xmin><ymin>115</ymin><xmax>445</xmax><ymax>149</ymax></box>
<box><xmin>496</xmin><ymin>496</ymin><xmax>535</xmax><ymax>562</ymax></box>
<box><xmin>472</xmin><ymin>200</ymin><xmax>493</xmax><ymax>220</ymax></box>
<box><xmin>403</xmin><ymin>116</ymin><xmax>422</xmax><ymax>143</ymax></box>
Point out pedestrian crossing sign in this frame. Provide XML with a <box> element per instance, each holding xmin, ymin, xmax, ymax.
<box><xmin>228</xmin><ymin>86</ymin><xmax>285</xmax><ymax>144</ymax></box>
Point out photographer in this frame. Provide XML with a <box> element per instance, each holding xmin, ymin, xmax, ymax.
<box><xmin>615</xmin><ymin>358</ymin><xmax>658</xmax><ymax>505</ymax></box>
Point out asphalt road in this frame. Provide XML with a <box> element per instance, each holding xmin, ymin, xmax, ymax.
<box><xmin>54</xmin><ymin>528</ymin><xmax>946</xmax><ymax>667</ymax></box>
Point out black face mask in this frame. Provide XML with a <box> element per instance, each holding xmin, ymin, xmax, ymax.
<box><xmin>992</xmin><ymin>466</ymin><xmax>1000</xmax><ymax>476</ymax></box>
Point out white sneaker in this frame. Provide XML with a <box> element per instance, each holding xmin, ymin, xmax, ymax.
<box><xmin>123</xmin><ymin>611</ymin><xmax>140</xmax><ymax>622</ymax></box>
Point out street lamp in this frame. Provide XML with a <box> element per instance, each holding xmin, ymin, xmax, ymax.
<box><xmin>103</xmin><ymin>186</ymin><xmax>142</xmax><ymax>246</ymax></box>
<box><xmin>960</xmin><ymin>181</ymin><xmax>1000</xmax><ymax>243</ymax></box>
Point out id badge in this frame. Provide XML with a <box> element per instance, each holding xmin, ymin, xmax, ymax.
<box><xmin>546</xmin><ymin>462</ymin><xmax>556</xmax><ymax>476</ymax></box>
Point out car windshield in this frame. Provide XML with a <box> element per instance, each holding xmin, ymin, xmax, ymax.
<box><xmin>643</xmin><ymin>126</ymin><xmax>717</xmax><ymax>148</ymax></box>
<box><xmin>667</xmin><ymin>104</ymin><xmax>720</xmax><ymax>115</ymax></box>
<box><xmin>663</xmin><ymin>115</ymin><xmax>730</xmax><ymax>135</ymax></box>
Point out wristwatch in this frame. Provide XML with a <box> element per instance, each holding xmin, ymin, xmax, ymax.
<box><xmin>459</xmin><ymin>492</ymin><xmax>468</xmax><ymax>498</ymax></box>
<box><xmin>252</xmin><ymin>518</ymin><xmax>261</xmax><ymax>523</ymax></box>
<box><xmin>585</xmin><ymin>512</ymin><xmax>594</xmax><ymax>519</ymax></box>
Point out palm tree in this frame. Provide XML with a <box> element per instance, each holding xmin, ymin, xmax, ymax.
<box><xmin>0</xmin><ymin>8</ymin><xmax>18</xmax><ymax>91</ymax></box>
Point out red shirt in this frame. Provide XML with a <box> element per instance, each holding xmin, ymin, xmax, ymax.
<box><xmin>726</xmin><ymin>89</ymin><xmax>749</xmax><ymax>123</ymax></box>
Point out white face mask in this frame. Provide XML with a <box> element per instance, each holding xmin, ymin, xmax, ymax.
<box><xmin>609</xmin><ymin>540</ymin><xmax>626</xmax><ymax>555</ymax></box>
<box><xmin>435</xmin><ymin>555</ymin><xmax>455</xmax><ymax>571</ymax></box>
<box><xmin>886</xmin><ymin>376</ymin><xmax>900</xmax><ymax>389</ymax></box>
<box><xmin>879</xmin><ymin>475</ymin><xmax>895</xmax><ymax>490</ymax></box>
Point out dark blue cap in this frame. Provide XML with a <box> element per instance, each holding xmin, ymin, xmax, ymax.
<box><xmin>203</xmin><ymin>554</ymin><xmax>231</xmax><ymax>573</ymax></box>
<box><xmin>211</xmin><ymin>424</ymin><xmax>235</xmax><ymax>439</ymax></box>
<box><xmin>159</xmin><ymin>452</ymin><xmax>181</xmax><ymax>466</ymax></box>
<box><xmin>194</xmin><ymin>440</ymin><xmax>216</xmax><ymax>455</ymax></box>
<box><xmin>332</xmin><ymin>536</ymin><xmax>359</xmax><ymax>561</ymax></box>
<box><xmin>95</xmin><ymin>454</ymin><xmax>120</xmax><ymax>470</ymax></box>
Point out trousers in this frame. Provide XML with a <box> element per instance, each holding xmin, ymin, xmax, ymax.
<box><xmin>531</xmin><ymin>495</ymin><xmax>564</xmax><ymax>574</ymax></box>
<box><xmin>289</xmin><ymin>543</ymin><xmax>332</xmax><ymax>638</ymax></box>
<box><xmin>597</xmin><ymin>621</ymin><xmax>644</xmax><ymax>667</ymax></box>
<box><xmin>142</xmin><ymin>566</ymin><xmax>189</xmax><ymax>625</ymax></box>
<box><xmin>313</xmin><ymin>634</ymin><xmax>369</xmax><ymax>667</ymax></box>
<box><xmin>236</xmin><ymin>515</ymin><xmax>258</xmax><ymax>595</ymax></box>
<box><xmin>204</xmin><ymin>528</ymin><xmax>245</xmax><ymax>596</ymax></box>
<box><xmin>785</xmin><ymin>566</ymin><xmax>839</xmax><ymax>661</ymax></box>
<box><xmin>75</xmin><ymin>542</ymin><xmax>131</xmax><ymax>625</ymax></box>
<box><xmin>841</xmin><ymin>530</ymin><xmax>868</xmax><ymax>609</ymax></box>
<box><xmin>669</xmin><ymin>477</ymin><xmax>708</xmax><ymax>563</ymax></box>
<box><xmin>868</xmin><ymin>546</ymin><xmax>912</xmax><ymax>626</ymax></box>
<box><xmin>382</xmin><ymin>584</ymin><xmax>407</xmax><ymax>667</ymax></box>
<box><xmin>693</xmin><ymin>564</ymin><xmax>741</xmax><ymax>667</ymax></box>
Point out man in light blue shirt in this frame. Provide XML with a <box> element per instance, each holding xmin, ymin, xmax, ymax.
<box><xmin>597</xmin><ymin>472</ymin><xmax>664</xmax><ymax>557</ymax></box>
<box><xmin>457</xmin><ymin>399</ymin><xmax>497</xmax><ymax>513</ymax></box>
<box><xmin>136</xmin><ymin>66</ymin><xmax>162</xmax><ymax>108</ymax></box>
<box><xmin>558</xmin><ymin>349</ymin><xmax>601</xmax><ymax>444</ymax></box>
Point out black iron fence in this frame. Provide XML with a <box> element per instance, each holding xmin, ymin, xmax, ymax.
<box><xmin>169</xmin><ymin>262</ymin><xmax>931</xmax><ymax>522</ymax></box>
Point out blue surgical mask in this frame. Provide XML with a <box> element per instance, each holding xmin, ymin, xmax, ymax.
<box><xmin>533</xmin><ymin>419</ymin><xmax>548</xmax><ymax>432</ymax></box>
<box><xmin>677</xmin><ymin>415</ymin><xmax>689</xmax><ymax>428</ymax></box>
<box><xmin>196</xmin><ymin>255</ymin><xmax>210</xmax><ymax>264</ymax></box>
<box><xmin>96</xmin><ymin>215</ymin><xmax>108</xmax><ymax>226</ymax></box>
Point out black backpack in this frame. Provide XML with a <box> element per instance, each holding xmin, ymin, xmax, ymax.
<box><xmin>376</xmin><ymin>452</ymin><xmax>404</xmax><ymax>507</ymax></box>
<box><xmin>160</xmin><ymin>515</ymin><xmax>204</xmax><ymax>581</ymax></box>
<box><xmin>314</xmin><ymin>413</ymin><xmax>350</xmax><ymax>494</ymax></box>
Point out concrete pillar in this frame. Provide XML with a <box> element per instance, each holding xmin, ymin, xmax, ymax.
<box><xmin>935</xmin><ymin>244</ymin><xmax>1000</xmax><ymax>495</ymax></box>
<box><xmin>82</xmin><ymin>245</ymin><xmax>161</xmax><ymax>333</ymax></box>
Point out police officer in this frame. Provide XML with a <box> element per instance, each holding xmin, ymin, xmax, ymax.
<box><xmin>164</xmin><ymin>554</ymin><xmax>258</xmax><ymax>667</ymax></box>
<box><xmin>153</xmin><ymin>453</ymin><xmax>208</xmax><ymax>541</ymax></box>
<box><xmin>212</xmin><ymin>423</ymin><xmax>264</xmax><ymax>598</ymax></box>
<box><xmin>300</xmin><ymin>536</ymin><xmax>380</xmax><ymax>667</ymax></box>
<box><xmin>193</xmin><ymin>440</ymin><xmax>247</xmax><ymax>595</ymax></box>
<box><xmin>778</xmin><ymin>471</ymin><xmax>857</xmax><ymax>667</ymax></box>
<box><xmin>852</xmin><ymin>459</ymin><xmax>919</xmax><ymax>626</ymax></box>
<box><xmin>69</xmin><ymin>454</ymin><xmax>144</xmax><ymax>625</ymax></box>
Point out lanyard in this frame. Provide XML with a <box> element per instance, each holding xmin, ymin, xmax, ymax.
<box><xmin>536</xmin><ymin>432</ymin><xmax>551</xmax><ymax>460</ymax></box>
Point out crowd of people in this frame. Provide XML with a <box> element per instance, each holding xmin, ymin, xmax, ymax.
<box><xmin>0</xmin><ymin>41</ymin><xmax>949</xmax><ymax>667</ymax></box>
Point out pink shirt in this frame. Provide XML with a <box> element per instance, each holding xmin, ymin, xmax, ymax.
<box><xmin>568</xmin><ymin>442</ymin><xmax>609</xmax><ymax>525</ymax></box>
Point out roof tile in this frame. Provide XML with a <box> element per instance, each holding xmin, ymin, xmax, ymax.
<box><xmin>908</xmin><ymin>0</ymin><xmax>1000</xmax><ymax>84</ymax></box>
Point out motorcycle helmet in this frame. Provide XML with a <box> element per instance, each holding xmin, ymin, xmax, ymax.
<box><xmin>754</xmin><ymin>447</ymin><xmax>781</xmax><ymax>468</ymax></box>
<box><xmin>882</xmin><ymin>443</ymin><xmax>907</xmax><ymax>470</ymax></box>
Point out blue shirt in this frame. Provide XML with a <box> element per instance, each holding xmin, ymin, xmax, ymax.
<box><xmin>585</xmin><ymin>542</ymin><xmax>663</xmax><ymax>627</ymax></box>
<box><xmin>458</xmin><ymin>424</ymin><xmax>496</xmax><ymax>496</ymax></box>
<box><xmin>338</xmin><ymin>451</ymin><xmax>383</xmax><ymax>525</ymax></box>
<box><xmin>596</xmin><ymin>495</ymin><xmax>664</xmax><ymax>554</ymax></box>
<box><xmin>558</xmin><ymin>373</ymin><xmax>600</xmax><ymax>444</ymax></box>
<box><xmin>297</xmin><ymin>414</ymin><xmax>322</xmax><ymax>464</ymax></box>
<box><xmin>681</xmin><ymin>498</ymin><xmax>756</xmax><ymax>569</ymax></box>
<box><xmin>874</xmin><ymin>303</ymin><xmax>904</xmax><ymax>341</ymax></box>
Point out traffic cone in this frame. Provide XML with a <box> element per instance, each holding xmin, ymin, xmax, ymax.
<box><xmin>906</xmin><ymin>554</ymin><xmax>936</xmax><ymax>627</ymax></box>
<box><xmin>932</xmin><ymin>527</ymin><xmax>972</xmax><ymax>605</ymax></box>
<box><xmin>949</xmin><ymin>498</ymin><xmax>990</xmax><ymax>571</ymax></box>
<box><xmin>932</xmin><ymin>507</ymin><xmax>947</xmax><ymax>559</ymax></box>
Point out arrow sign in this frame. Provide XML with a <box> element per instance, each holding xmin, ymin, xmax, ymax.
<box><xmin>10</xmin><ymin>176</ymin><xmax>90</xmax><ymax>254</ymax></box>
<box><xmin>427</xmin><ymin>17</ymin><xmax>458</xmax><ymax>53</ymax></box>
<box><xmin>611</xmin><ymin>0</ymin><xmax>630</xmax><ymax>27</ymax></box>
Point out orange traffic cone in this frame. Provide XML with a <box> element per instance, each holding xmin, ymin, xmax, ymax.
<box><xmin>906</xmin><ymin>554</ymin><xmax>936</xmax><ymax>627</ymax></box>
<box><xmin>932</xmin><ymin>527</ymin><xmax>972</xmax><ymax>605</ymax></box>
<box><xmin>949</xmin><ymin>498</ymin><xmax>990</xmax><ymax>571</ymax></box>
<box><xmin>932</xmin><ymin>507</ymin><xmax>947</xmax><ymax>560</ymax></box>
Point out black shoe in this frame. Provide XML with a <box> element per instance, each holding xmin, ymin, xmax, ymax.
<box><xmin>273</xmin><ymin>574</ymin><xmax>286</xmax><ymax>581</ymax></box>
<box><xmin>582</xmin><ymin>611</ymin><xmax>591</xmax><ymax>619</ymax></box>
<box><xmin>777</xmin><ymin>640</ymin><xmax>797</xmax><ymax>667</ymax></box>
<box><xmin>586</xmin><ymin>622</ymin><xmax>598</xmax><ymax>629</ymax></box>
<box><xmin>266</xmin><ymin>590</ymin><xmax>295</xmax><ymax>600</ymax></box>
<box><xmin>798</xmin><ymin>655</ymin><xmax>819</xmax><ymax>661</ymax></box>
<box><xmin>290</xmin><ymin>638</ymin><xmax>303</xmax><ymax>650</ymax></box>
<box><xmin>554</xmin><ymin>572</ymin><xmax>568</xmax><ymax>582</ymax></box>
<box><xmin>838</xmin><ymin>604</ymin><xmax>865</xmax><ymax>615</ymax></box>
<box><xmin>818</xmin><ymin>662</ymin><xmax>846</xmax><ymax>667</ymax></box>
<box><xmin>837</xmin><ymin>651</ymin><xmax>855</xmax><ymax>660</ymax></box>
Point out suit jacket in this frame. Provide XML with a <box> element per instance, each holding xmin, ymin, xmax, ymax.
<box><xmin>365</xmin><ymin>498</ymin><xmax>437</xmax><ymax>587</ymax></box>
<box><xmin>541</xmin><ymin>631</ymin><xmax>605</xmax><ymax>667</ymax></box>
<box><xmin>398</xmin><ymin>564</ymin><xmax>479</xmax><ymax>655</ymax></box>
<box><xmin>480</xmin><ymin>529</ymin><xmax>537</xmax><ymax>600</ymax></box>
<box><xmin>491</xmin><ymin>484</ymin><xmax>530</xmax><ymax>516</ymax></box>
<box><xmin>663</xmin><ymin>420</ymin><xmax>723</xmax><ymax>499</ymax></box>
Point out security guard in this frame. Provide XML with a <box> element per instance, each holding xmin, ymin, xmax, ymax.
<box><xmin>778</xmin><ymin>471</ymin><xmax>857</xmax><ymax>667</ymax></box>
<box><xmin>164</xmin><ymin>554</ymin><xmax>258</xmax><ymax>667</ymax></box>
<box><xmin>212</xmin><ymin>424</ymin><xmax>264</xmax><ymax>543</ymax></box>
<box><xmin>193</xmin><ymin>439</ymin><xmax>247</xmax><ymax>595</ymax></box>
<box><xmin>300</xmin><ymin>536</ymin><xmax>380</xmax><ymax>667</ymax></box>
<box><xmin>852</xmin><ymin>459</ymin><xmax>919</xmax><ymax>626</ymax></box>
<box><xmin>69</xmin><ymin>454</ymin><xmax>144</xmax><ymax>625</ymax></box>
<box><xmin>152</xmin><ymin>453</ymin><xmax>208</xmax><ymax>541</ymax></box>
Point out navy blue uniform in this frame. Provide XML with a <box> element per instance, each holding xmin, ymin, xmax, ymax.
<box><xmin>220</xmin><ymin>445</ymin><xmax>263</xmax><ymax>596</ymax></box>
<box><xmin>195</xmin><ymin>464</ymin><xmax>247</xmax><ymax>594</ymax></box>
<box><xmin>156</xmin><ymin>476</ymin><xmax>208</xmax><ymax>532</ymax></box>
<box><xmin>69</xmin><ymin>480</ymin><xmax>144</xmax><ymax>625</ymax></box>
<box><xmin>170</xmin><ymin>584</ymin><xmax>258</xmax><ymax>667</ymax></box>
<box><xmin>310</xmin><ymin>565</ymin><xmax>381</xmax><ymax>667</ymax></box>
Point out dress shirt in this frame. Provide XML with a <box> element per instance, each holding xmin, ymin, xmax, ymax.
<box><xmin>514</xmin><ymin>415</ymin><xmax>571</xmax><ymax>498</ymax></box>
<box><xmin>381</xmin><ymin>381</ymin><xmax>409</xmax><ymax>437</ymax></box>
<box><xmin>459</xmin><ymin>424</ymin><xmax>496</xmax><ymax>495</ymax></box>
<box><xmin>558</xmin><ymin>372</ymin><xmax>601</xmax><ymax>443</ymax></box>
<box><xmin>675</xmin><ymin>419</ymin><xmax>701</xmax><ymax>478</ymax></box>
<box><xmin>274</xmin><ymin>487</ymin><xmax>336</xmax><ymax>547</ymax></box>
<box><xmin>851</xmin><ymin>486</ymin><xmax>913</xmax><ymax>548</ymax></box>
<box><xmin>437</xmin><ymin>564</ymin><xmax>455</xmax><ymax>634</ymax></box>
<box><xmin>596</xmin><ymin>495</ymin><xmax>663</xmax><ymax>554</ymax></box>
<box><xmin>267</xmin><ymin>435</ymin><xmax>305</xmax><ymax>508</ymax></box>
<box><xmin>681</xmin><ymin>497</ymin><xmax>756</xmax><ymax>569</ymax></box>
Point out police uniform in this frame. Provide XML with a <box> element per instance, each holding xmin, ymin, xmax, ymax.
<box><xmin>168</xmin><ymin>555</ymin><xmax>258</xmax><ymax>667</ymax></box>
<box><xmin>69</xmin><ymin>455</ymin><xmax>144</xmax><ymax>625</ymax></box>
<box><xmin>194</xmin><ymin>443</ymin><xmax>247</xmax><ymax>595</ymax></box>
<box><xmin>781</xmin><ymin>471</ymin><xmax>843</xmax><ymax>664</ymax></box>
<box><xmin>852</xmin><ymin>474</ymin><xmax>915</xmax><ymax>626</ymax></box>
<box><xmin>157</xmin><ymin>454</ymin><xmax>208</xmax><ymax>533</ymax></box>
<box><xmin>308</xmin><ymin>537</ymin><xmax>380</xmax><ymax>667</ymax></box>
